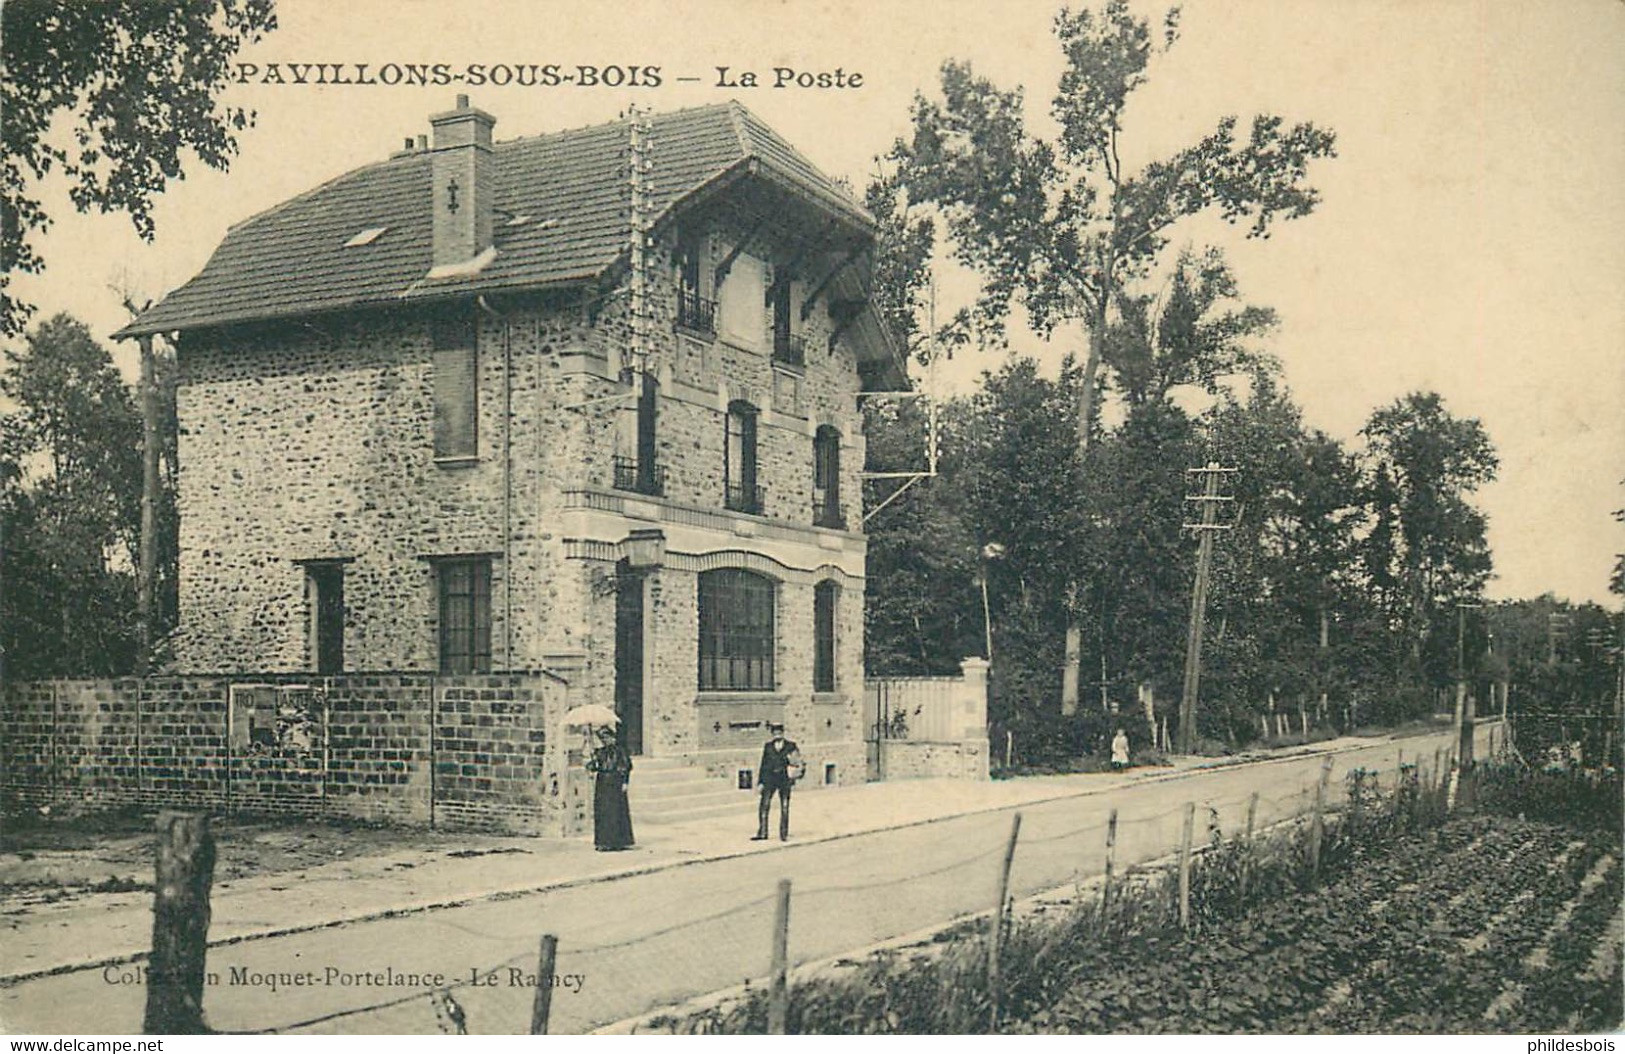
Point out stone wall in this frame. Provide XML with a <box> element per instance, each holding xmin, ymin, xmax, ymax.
<box><xmin>167</xmin><ymin>218</ymin><xmax>871</xmax><ymax>794</ymax></box>
<box><xmin>877</xmin><ymin>738</ymin><xmax>991</xmax><ymax>782</ymax></box>
<box><xmin>0</xmin><ymin>672</ymin><xmax>577</xmax><ymax>836</ymax></box>
<box><xmin>866</xmin><ymin>659</ymin><xmax>992</xmax><ymax>781</ymax></box>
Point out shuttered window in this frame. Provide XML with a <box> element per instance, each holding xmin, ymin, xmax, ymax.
<box><xmin>432</xmin><ymin>308</ymin><xmax>477</xmax><ymax>460</ymax></box>
<box><xmin>813</xmin><ymin>425</ymin><xmax>842</xmax><ymax>527</ymax></box>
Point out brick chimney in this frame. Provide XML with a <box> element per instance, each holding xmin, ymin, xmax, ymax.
<box><xmin>428</xmin><ymin>95</ymin><xmax>496</xmax><ymax>268</ymax></box>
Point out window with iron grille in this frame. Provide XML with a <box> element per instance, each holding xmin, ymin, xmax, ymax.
<box><xmin>438</xmin><ymin>558</ymin><xmax>492</xmax><ymax>674</ymax></box>
<box><xmin>813</xmin><ymin>425</ymin><xmax>842</xmax><ymax>528</ymax></box>
<box><xmin>614</xmin><ymin>370</ymin><xmax>662</xmax><ymax>495</ymax></box>
<box><xmin>431</xmin><ymin>306</ymin><xmax>478</xmax><ymax>460</ymax></box>
<box><xmin>698</xmin><ymin>569</ymin><xmax>775</xmax><ymax>691</ymax></box>
<box><xmin>771</xmin><ymin>277</ymin><xmax>804</xmax><ymax>366</ymax></box>
<box><xmin>813</xmin><ymin>580</ymin><xmax>838</xmax><ymax>693</ymax></box>
<box><xmin>725</xmin><ymin>400</ymin><xmax>761</xmax><ymax>513</ymax></box>
<box><xmin>676</xmin><ymin>229</ymin><xmax>716</xmax><ymax>334</ymax></box>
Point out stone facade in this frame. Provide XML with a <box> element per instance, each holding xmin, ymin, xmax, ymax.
<box><xmin>168</xmin><ymin>219</ymin><xmax>871</xmax><ymax>803</ymax></box>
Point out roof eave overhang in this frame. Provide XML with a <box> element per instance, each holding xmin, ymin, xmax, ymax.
<box><xmin>114</xmin><ymin>271</ymin><xmax>601</xmax><ymax>340</ymax></box>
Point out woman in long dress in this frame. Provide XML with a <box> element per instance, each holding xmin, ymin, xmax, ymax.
<box><xmin>587</xmin><ymin>726</ymin><xmax>635</xmax><ymax>851</ymax></box>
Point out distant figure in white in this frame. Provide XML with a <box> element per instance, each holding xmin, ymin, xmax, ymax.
<box><xmin>1111</xmin><ymin>728</ymin><xmax>1130</xmax><ymax>771</ymax></box>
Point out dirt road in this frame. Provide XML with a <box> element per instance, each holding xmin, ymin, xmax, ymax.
<box><xmin>0</xmin><ymin>725</ymin><xmax>1483</xmax><ymax>1034</ymax></box>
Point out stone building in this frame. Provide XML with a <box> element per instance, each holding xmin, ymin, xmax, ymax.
<box><xmin>116</xmin><ymin>98</ymin><xmax>902</xmax><ymax>820</ymax></box>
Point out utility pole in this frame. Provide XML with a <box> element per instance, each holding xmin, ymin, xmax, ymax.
<box><xmin>1547</xmin><ymin>610</ymin><xmax>1569</xmax><ymax>666</ymax></box>
<box><xmin>1456</xmin><ymin>600</ymin><xmax>1482</xmax><ymax>770</ymax></box>
<box><xmin>1176</xmin><ymin>462</ymin><xmax>1236</xmax><ymax>754</ymax></box>
<box><xmin>122</xmin><ymin>296</ymin><xmax>159</xmax><ymax>675</ymax></box>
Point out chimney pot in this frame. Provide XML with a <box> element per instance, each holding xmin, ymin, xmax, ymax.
<box><xmin>404</xmin><ymin>137</ymin><xmax>414</xmax><ymax>149</ymax></box>
<box><xmin>456</xmin><ymin>93</ymin><xmax>470</xmax><ymax>109</ymax></box>
<box><xmin>417</xmin><ymin>134</ymin><xmax>428</xmax><ymax>150</ymax></box>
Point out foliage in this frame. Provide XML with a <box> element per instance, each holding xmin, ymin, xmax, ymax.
<box><xmin>886</xmin><ymin>0</ymin><xmax>1335</xmax><ymax>711</ymax></box>
<box><xmin>862</xmin><ymin>397</ymin><xmax>980</xmax><ymax>676</ymax></box>
<box><xmin>1</xmin><ymin>0</ymin><xmax>278</xmax><ymax>336</ymax></box>
<box><xmin>654</xmin><ymin>769</ymin><xmax>1621</xmax><ymax>1035</ymax></box>
<box><xmin>1360</xmin><ymin>391</ymin><xmax>1499</xmax><ymax>686</ymax></box>
<box><xmin>1</xmin><ymin>314</ymin><xmax>151</xmax><ymax>677</ymax></box>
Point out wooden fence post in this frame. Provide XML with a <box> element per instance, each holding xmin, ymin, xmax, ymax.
<box><xmin>529</xmin><ymin>935</ymin><xmax>558</xmax><ymax>1035</ymax></box>
<box><xmin>1240</xmin><ymin>791</ymin><xmax>1259</xmax><ymax>899</ymax></box>
<box><xmin>1178</xmin><ymin>802</ymin><xmax>1195</xmax><ymax>929</ymax></box>
<box><xmin>768</xmin><ymin>878</ymin><xmax>792</xmax><ymax>1034</ymax></box>
<box><xmin>1308</xmin><ymin>759</ymin><xmax>1331</xmax><ymax>880</ymax></box>
<box><xmin>144</xmin><ymin>811</ymin><xmax>215</xmax><ymax>1035</ymax></box>
<box><xmin>988</xmin><ymin>812</ymin><xmax>1022</xmax><ymax>1032</ymax></box>
<box><xmin>1101</xmin><ymin>808</ymin><xmax>1118</xmax><ymax>918</ymax></box>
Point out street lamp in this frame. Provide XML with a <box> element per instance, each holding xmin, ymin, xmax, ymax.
<box><xmin>977</xmin><ymin>542</ymin><xmax>1005</xmax><ymax>663</ymax></box>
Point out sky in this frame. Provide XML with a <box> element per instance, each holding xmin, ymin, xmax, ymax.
<box><xmin>11</xmin><ymin>0</ymin><xmax>1624</xmax><ymax>606</ymax></box>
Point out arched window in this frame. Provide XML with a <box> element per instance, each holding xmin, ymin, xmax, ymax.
<box><xmin>813</xmin><ymin>580</ymin><xmax>839</xmax><ymax>693</ymax></box>
<box><xmin>725</xmin><ymin>400</ymin><xmax>761</xmax><ymax>514</ymax></box>
<box><xmin>699</xmin><ymin>569</ymin><xmax>776</xmax><ymax>690</ymax></box>
<box><xmin>813</xmin><ymin>425</ymin><xmax>842</xmax><ymax>528</ymax></box>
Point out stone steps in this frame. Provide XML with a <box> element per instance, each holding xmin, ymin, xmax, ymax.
<box><xmin>625</xmin><ymin>756</ymin><xmax>753</xmax><ymax>824</ymax></box>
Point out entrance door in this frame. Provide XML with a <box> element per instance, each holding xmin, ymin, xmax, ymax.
<box><xmin>613</xmin><ymin>566</ymin><xmax>646</xmax><ymax>755</ymax></box>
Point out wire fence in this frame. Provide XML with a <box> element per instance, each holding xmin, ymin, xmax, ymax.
<box><xmin>151</xmin><ymin>732</ymin><xmax>1484</xmax><ymax>1035</ymax></box>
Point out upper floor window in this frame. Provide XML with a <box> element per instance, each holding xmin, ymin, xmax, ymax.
<box><xmin>614</xmin><ymin>369</ymin><xmax>663</xmax><ymax>496</ymax></box>
<box><xmin>305</xmin><ymin>561</ymin><xmax>345</xmax><ymax>675</ymax></box>
<box><xmin>432</xmin><ymin>307</ymin><xmax>478</xmax><ymax>460</ymax></box>
<box><xmin>771</xmin><ymin>273</ymin><xmax>804</xmax><ymax>367</ymax></box>
<box><xmin>675</xmin><ymin>229</ymin><xmax>716</xmax><ymax>335</ymax></box>
<box><xmin>716</xmin><ymin>252</ymin><xmax>766</xmax><ymax>348</ymax></box>
<box><xmin>813</xmin><ymin>425</ymin><xmax>842</xmax><ymax>528</ymax></box>
<box><xmin>813</xmin><ymin>580</ymin><xmax>838</xmax><ymax>693</ymax></box>
<box><xmin>725</xmin><ymin>400</ymin><xmax>762</xmax><ymax>514</ymax></box>
<box><xmin>437</xmin><ymin>557</ymin><xmax>492</xmax><ymax>674</ymax></box>
<box><xmin>699</xmin><ymin>568</ymin><xmax>776</xmax><ymax>691</ymax></box>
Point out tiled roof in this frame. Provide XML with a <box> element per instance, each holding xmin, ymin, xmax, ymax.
<box><xmin>117</xmin><ymin>102</ymin><xmax>874</xmax><ymax>338</ymax></box>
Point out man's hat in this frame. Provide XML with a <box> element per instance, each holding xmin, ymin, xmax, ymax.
<box><xmin>768</xmin><ymin>722</ymin><xmax>785</xmax><ymax>734</ymax></box>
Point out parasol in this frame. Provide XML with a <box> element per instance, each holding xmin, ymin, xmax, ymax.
<box><xmin>562</xmin><ymin>704</ymin><xmax>620</xmax><ymax>730</ymax></box>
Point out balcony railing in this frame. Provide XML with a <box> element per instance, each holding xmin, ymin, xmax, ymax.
<box><xmin>725</xmin><ymin>481</ymin><xmax>766</xmax><ymax>515</ymax></box>
<box><xmin>813</xmin><ymin>496</ymin><xmax>845</xmax><ymax>530</ymax></box>
<box><xmin>612</xmin><ymin>455</ymin><xmax>665</xmax><ymax>497</ymax></box>
<box><xmin>676</xmin><ymin>288</ymin><xmax>717</xmax><ymax>334</ymax></box>
<box><xmin>773</xmin><ymin>331</ymin><xmax>806</xmax><ymax>368</ymax></box>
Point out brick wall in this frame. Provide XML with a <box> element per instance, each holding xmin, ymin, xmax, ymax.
<box><xmin>0</xmin><ymin>672</ymin><xmax>572</xmax><ymax>836</ymax></box>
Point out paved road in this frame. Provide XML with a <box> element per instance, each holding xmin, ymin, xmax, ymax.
<box><xmin>0</xmin><ymin>726</ymin><xmax>1485</xmax><ymax>1035</ymax></box>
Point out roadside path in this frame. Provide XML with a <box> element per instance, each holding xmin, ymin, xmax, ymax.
<box><xmin>0</xmin><ymin>723</ymin><xmax>1489</xmax><ymax>1034</ymax></box>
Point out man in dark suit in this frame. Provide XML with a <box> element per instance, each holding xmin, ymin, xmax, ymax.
<box><xmin>753</xmin><ymin>723</ymin><xmax>802</xmax><ymax>841</ymax></box>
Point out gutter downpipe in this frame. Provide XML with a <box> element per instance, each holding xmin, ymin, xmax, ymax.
<box><xmin>476</xmin><ymin>295</ymin><xmax>514</xmax><ymax>670</ymax></box>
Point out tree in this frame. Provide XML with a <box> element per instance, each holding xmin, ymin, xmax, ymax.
<box><xmin>1</xmin><ymin>0</ymin><xmax>278</xmax><ymax>336</ymax></box>
<box><xmin>1</xmin><ymin>314</ymin><xmax>144</xmax><ymax>677</ymax></box>
<box><xmin>894</xmin><ymin>0</ymin><xmax>1336</xmax><ymax>711</ymax></box>
<box><xmin>1361</xmin><ymin>391</ymin><xmax>1498</xmax><ymax>688</ymax></box>
<box><xmin>862</xmin><ymin>396</ymin><xmax>981</xmax><ymax>676</ymax></box>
